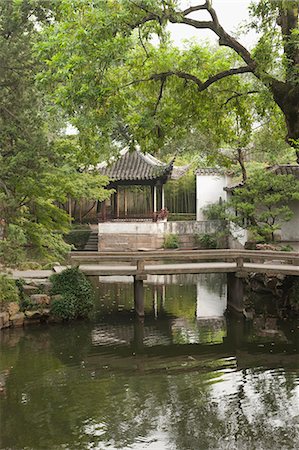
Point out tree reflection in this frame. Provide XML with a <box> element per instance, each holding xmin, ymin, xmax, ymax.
<box><xmin>0</xmin><ymin>322</ymin><xmax>298</xmax><ymax>449</ymax></box>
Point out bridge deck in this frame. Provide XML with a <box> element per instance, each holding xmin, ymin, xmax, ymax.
<box><xmin>78</xmin><ymin>261</ymin><xmax>299</xmax><ymax>277</ymax></box>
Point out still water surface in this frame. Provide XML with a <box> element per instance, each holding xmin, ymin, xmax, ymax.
<box><xmin>0</xmin><ymin>274</ymin><xmax>299</xmax><ymax>450</ymax></box>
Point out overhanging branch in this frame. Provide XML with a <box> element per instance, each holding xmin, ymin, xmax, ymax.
<box><xmin>200</xmin><ymin>66</ymin><xmax>254</xmax><ymax>90</ymax></box>
<box><xmin>182</xmin><ymin>3</ymin><xmax>209</xmax><ymax>16</ymax></box>
<box><xmin>129</xmin><ymin>1</ymin><xmax>257</xmax><ymax>71</ymax></box>
<box><xmin>121</xmin><ymin>65</ymin><xmax>254</xmax><ymax>92</ymax></box>
<box><xmin>222</xmin><ymin>90</ymin><xmax>260</xmax><ymax>106</ymax></box>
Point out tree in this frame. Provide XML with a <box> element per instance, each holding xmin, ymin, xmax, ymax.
<box><xmin>40</xmin><ymin>0</ymin><xmax>299</xmax><ymax>160</ymax></box>
<box><xmin>227</xmin><ymin>166</ymin><xmax>299</xmax><ymax>242</ymax></box>
<box><xmin>0</xmin><ymin>1</ymin><xmax>110</xmax><ymax>265</ymax></box>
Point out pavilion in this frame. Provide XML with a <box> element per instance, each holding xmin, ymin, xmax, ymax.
<box><xmin>97</xmin><ymin>148</ymin><xmax>185</xmax><ymax>221</ymax></box>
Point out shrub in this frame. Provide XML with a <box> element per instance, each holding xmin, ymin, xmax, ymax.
<box><xmin>202</xmin><ymin>202</ymin><xmax>227</xmax><ymax>221</ymax></box>
<box><xmin>195</xmin><ymin>233</ymin><xmax>218</xmax><ymax>249</ymax></box>
<box><xmin>50</xmin><ymin>267</ymin><xmax>94</xmax><ymax>320</ymax></box>
<box><xmin>279</xmin><ymin>244</ymin><xmax>294</xmax><ymax>252</ymax></box>
<box><xmin>64</xmin><ymin>228</ymin><xmax>91</xmax><ymax>250</ymax></box>
<box><xmin>50</xmin><ymin>294</ymin><xmax>77</xmax><ymax>320</ymax></box>
<box><xmin>163</xmin><ymin>233</ymin><xmax>179</xmax><ymax>249</ymax></box>
<box><xmin>0</xmin><ymin>275</ymin><xmax>20</xmax><ymax>311</ymax></box>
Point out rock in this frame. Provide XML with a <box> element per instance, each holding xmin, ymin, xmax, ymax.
<box><xmin>258</xmin><ymin>329</ymin><xmax>287</xmax><ymax>341</ymax></box>
<box><xmin>276</xmin><ymin>273</ymin><xmax>286</xmax><ymax>282</ymax></box>
<box><xmin>256</xmin><ymin>243</ymin><xmax>278</xmax><ymax>251</ymax></box>
<box><xmin>243</xmin><ymin>308</ymin><xmax>254</xmax><ymax>320</ymax></box>
<box><xmin>50</xmin><ymin>294</ymin><xmax>62</xmax><ymax>302</ymax></box>
<box><xmin>30</xmin><ymin>294</ymin><xmax>51</xmax><ymax>306</ymax></box>
<box><xmin>265</xmin><ymin>317</ymin><xmax>278</xmax><ymax>329</ymax></box>
<box><xmin>0</xmin><ymin>312</ymin><xmax>10</xmax><ymax>329</ymax></box>
<box><xmin>245</xmin><ymin>241</ymin><xmax>257</xmax><ymax>250</ymax></box>
<box><xmin>26</xmin><ymin>279</ymin><xmax>52</xmax><ymax>293</ymax></box>
<box><xmin>7</xmin><ymin>302</ymin><xmax>20</xmax><ymax>316</ymax></box>
<box><xmin>253</xmin><ymin>317</ymin><xmax>264</xmax><ymax>330</ymax></box>
<box><xmin>23</xmin><ymin>285</ymin><xmax>39</xmax><ymax>295</ymax></box>
<box><xmin>10</xmin><ymin>312</ymin><xmax>25</xmax><ymax>327</ymax></box>
<box><xmin>25</xmin><ymin>310</ymin><xmax>42</xmax><ymax>320</ymax></box>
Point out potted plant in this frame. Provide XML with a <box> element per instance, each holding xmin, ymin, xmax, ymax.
<box><xmin>157</xmin><ymin>208</ymin><xmax>168</xmax><ymax>221</ymax></box>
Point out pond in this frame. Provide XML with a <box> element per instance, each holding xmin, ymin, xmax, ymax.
<box><xmin>0</xmin><ymin>274</ymin><xmax>299</xmax><ymax>450</ymax></box>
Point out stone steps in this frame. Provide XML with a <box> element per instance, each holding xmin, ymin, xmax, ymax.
<box><xmin>83</xmin><ymin>231</ymin><xmax>98</xmax><ymax>251</ymax></box>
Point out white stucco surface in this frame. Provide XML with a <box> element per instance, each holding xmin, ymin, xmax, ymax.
<box><xmin>280</xmin><ymin>200</ymin><xmax>299</xmax><ymax>241</ymax></box>
<box><xmin>99</xmin><ymin>221</ymin><xmax>166</xmax><ymax>234</ymax></box>
<box><xmin>98</xmin><ymin>220</ymin><xmax>223</xmax><ymax>236</ymax></box>
<box><xmin>196</xmin><ymin>174</ymin><xmax>229</xmax><ymax>221</ymax></box>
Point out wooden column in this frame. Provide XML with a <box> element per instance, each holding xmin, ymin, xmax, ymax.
<box><xmin>101</xmin><ymin>200</ymin><xmax>107</xmax><ymax>222</ymax></box>
<box><xmin>152</xmin><ymin>184</ymin><xmax>157</xmax><ymax>213</ymax></box>
<box><xmin>114</xmin><ymin>186</ymin><xmax>120</xmax><ymax>219</ymax></box>
<box><xmin>161</xmin><ymin>184</ymin><xmax>165</xmax><ymax>210</ymax></box>
<box><xmin>124</xmin><ymin>189</ymin><xmax>128</xmax><ymax>217</ymax></box>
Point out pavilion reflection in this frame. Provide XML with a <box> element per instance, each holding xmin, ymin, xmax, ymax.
<box><xmin>93</xmin><ymin>273</ymin><xmax>228</xmax><ymax>347</ymax></box>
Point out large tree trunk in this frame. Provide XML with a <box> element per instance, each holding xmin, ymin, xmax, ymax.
<box><xmin>271</xmin><ymin>80</ymin><xmax>299</xmax><ymax>162</ymax></box>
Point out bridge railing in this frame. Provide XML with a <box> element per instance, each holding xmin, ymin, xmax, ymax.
<box><xmin>69</xmin><ymin>249</ymin><xmax>299</xmax><ymax>270</ymax></box>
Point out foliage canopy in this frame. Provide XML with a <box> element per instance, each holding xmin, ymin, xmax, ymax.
<box><xmin>39</xmin><ymin>0</ymin><xmax>299</xmax><ymax>161</ymax></box>
<box><xmin>0</xmin><ymin>1</ymin><xmax>110</xmax><ymax>265</ymax></box>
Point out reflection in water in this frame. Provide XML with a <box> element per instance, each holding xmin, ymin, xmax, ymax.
<box><xmin>196</xmin><ymin>273</ymin><xmax>227</xmax><ymax>318</ymax></box>
<box><xmin>95</xmin><ymin>273</ymin><xmax>229</xmax><ymax>345</ymax></box>
<box><xmin>0</xmin><ymin>274</ymin><xmax>298</xmax><ymax>450</ymax></box>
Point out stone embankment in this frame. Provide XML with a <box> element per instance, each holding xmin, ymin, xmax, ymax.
<box><xmin>0</xmin><ymin>279</ymin><xmax>61</xmax><ymax>330</ymax></box>
<box><xmin>245</xmin><ymin>273</ymin><xmax>299</xmax><ymax>317</ymax></box>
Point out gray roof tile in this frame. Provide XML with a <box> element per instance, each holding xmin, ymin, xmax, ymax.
<box><xmin>98</xmin><ymin>149</ymin><xmax>173</xmax><ymax>182</ymax></box>
<box><xmin>268</xmin><ymin>164</ymin><xmax>299</xmax><ymax>178</ymax></box>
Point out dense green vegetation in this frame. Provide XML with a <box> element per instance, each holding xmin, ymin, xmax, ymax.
<box><xmin>39</xmin><ymin>0</ymin><xmax>299</xmax><ymax>159</ymax></box>
<box><xmin>163</xmin><ymin>233</ymin><xmax>179</xmax><ymax>249</ymax></box>
<box><xmin>64</xmin><ymin>226</ymin><xmax>91</xmax><ymax>251</ymax></box>
<box><xmin>0</xmin><ymin>1</ymin><xmax>298</xmax><ymax>263</ymax></box>
<box><xmin>0</xmin><ymin>275</ymin><xmax>19</xmax><ymax>310</ymax></box>
<box><xmin>0</xmin><ymin>1</ymin><xmax>110</xmax><ymax>266</ymax></box>
<box><xmin>50</xmin><ymin>267</ymin><xmax>94</xmax><ymax>320</ymax></box>
<box><xmin>203</xmin><ymin>165</ymin><xmax>299</xmax><ymax>242</ymax></box>
<box><xmin>194</xmin><ymin>233</ymin><xmax>218</xmax><ymax>249</ymax></box>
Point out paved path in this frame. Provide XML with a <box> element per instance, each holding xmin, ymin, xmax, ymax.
<box><xmin>10</xmin><ymin>269</ymin><xmax>54</xmax><ymax>279</ymax></box>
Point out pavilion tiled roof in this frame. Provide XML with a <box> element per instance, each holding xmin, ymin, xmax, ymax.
<box><xmin>268</xmin><ymin>164</ymin><xmax>299</xmax><ymax>178</ymax></box>
<box><xmin>97</xmin><ymin>149</ymin><xmax>174</xmax><ymax>182</ymax></box>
